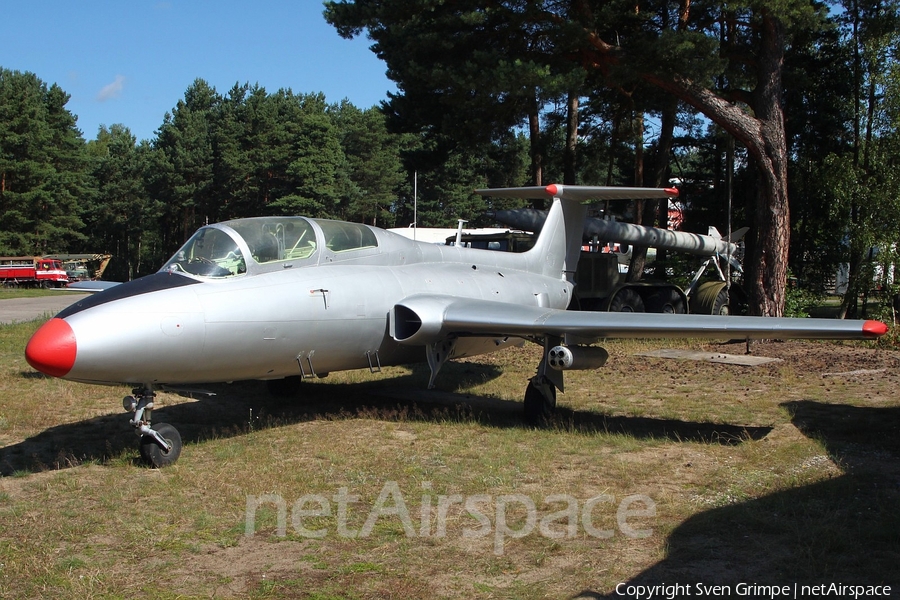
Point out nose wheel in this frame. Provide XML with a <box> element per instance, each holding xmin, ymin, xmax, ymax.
<box><xmin>124</xmin><ymin>387</ymin><xmax>183</xmax><ymax>467</ymax></box>
<box><xmin>139</xmin><ymin>422</ymin><xmax>182</xmax><ymax>467</ymax></box>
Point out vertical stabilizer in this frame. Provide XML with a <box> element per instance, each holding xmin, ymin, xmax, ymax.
<box><xmin>524</xmin><ymin>195</ymin><xmax>587</xmax><ymax>281</ymax></box>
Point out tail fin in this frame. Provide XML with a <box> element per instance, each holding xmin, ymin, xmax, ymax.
<box><xmin>524</xmin><ymin>196</ymin><xmax>586</xmax><ymax>281</ymax></box>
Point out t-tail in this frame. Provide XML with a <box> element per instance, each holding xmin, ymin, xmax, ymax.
<box><xmin>475</xmin><ymin>184</ymin><xmax>679</xmax><ymax>282</ymax></box>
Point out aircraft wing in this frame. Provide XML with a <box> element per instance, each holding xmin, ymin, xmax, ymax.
<box><xmin>63</xmin><ymin>281</ymin><xmax>121</xmax><ymax>293</ymax></box>
<box><xmin>390</xmin><ymin>295</ymin><xmax>887</xmax><ymax>346</ymax></box>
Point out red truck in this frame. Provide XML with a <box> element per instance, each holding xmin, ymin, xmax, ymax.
<box><xmin>0</xmin><ymin>257</ymin><xmax>69</xmax><ymax>288</ymax></box>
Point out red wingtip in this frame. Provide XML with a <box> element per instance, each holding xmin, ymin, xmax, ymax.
<box><xmin>862</xmin><ymin>320</ymin><xmax>888</xmax><ymax>337</ymax></box>
<box><xmin>25</xmin><ymin>318</ymin><xmax>77</xmax><ymax>377</ymax></box>
<box><xmin>544</xmin><ymin>184</ymin><xmax>560</xmax><ymax>196</ymax></box>
<box><xmin>664</xmin><ymin>187</ymin><xmax>680</xmax><ymax>197</ymax></box>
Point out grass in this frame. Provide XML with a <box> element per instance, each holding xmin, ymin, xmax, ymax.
<box><xmin>0</xmin><ymin>317</ymin><xmax>899</xmax><ymax>597</ymax></box>
<box><xmin>0</xmin><ymin>288</ymin><xmax>62</xmax><ymax>301</ymax></box>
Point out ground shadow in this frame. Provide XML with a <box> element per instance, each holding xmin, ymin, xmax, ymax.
<box><xmin>576</xmin><ymin>401</ymin><xmax>900</xmax><ymax>597</ymax></box>
<box><xmin>1</xmin><ymin>360</ymin><xmax>769</xmax><ymax>475</ymax></box>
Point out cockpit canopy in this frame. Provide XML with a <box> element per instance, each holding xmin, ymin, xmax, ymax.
<box><xmin>161</xmin><ymin>216</ymin><xmax>379</xmax><ymax>278</ymax></box>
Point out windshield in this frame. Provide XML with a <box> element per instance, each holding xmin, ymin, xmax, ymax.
<box><xmin>161</xmin><ymin>217</ymin><xmax>320</xmax><ymax>278</ymax></box>
<box><xmin>162</xmin><ymin>227</ymin><xmax>246</xmax><ymax>277</ymax></box>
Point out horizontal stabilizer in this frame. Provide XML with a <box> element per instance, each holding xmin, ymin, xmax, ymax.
<box><xmin>476</xmin><ymin>184</ymin><xmax>679</xmax><ymax>202</ymax></box>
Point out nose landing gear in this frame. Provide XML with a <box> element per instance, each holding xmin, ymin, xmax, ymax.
<box><xmin>123</xmin><ymin>387</ymin><xmax>183</xmax><ymax>467</ymax></box>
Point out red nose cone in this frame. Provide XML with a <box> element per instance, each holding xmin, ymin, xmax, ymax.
<box><xmin>25</xmin><ymin>318</ymin><xmax>77</xmax><ymax>377</ymax></box>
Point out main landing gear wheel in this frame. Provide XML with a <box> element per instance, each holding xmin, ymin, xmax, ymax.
<box><xmin>139</xmin><ymin>423</ymin><xmax>183</xmax><ymax>468</ymax></box>
<box><xmin>523</xmin><ymin>377</ymin><xmax>557</xmax><ymax>426</ymax></box>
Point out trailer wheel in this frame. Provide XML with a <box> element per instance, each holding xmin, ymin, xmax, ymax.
<box><xmin>711</xmin><ymin>289</ymin><xmax>730</xmax><ymax>315</ymax></box>
<box><xmin>690</xmin><ymin>281</ymin><xmax>730</xmax><ymax>315</ymax></box>
<box><xmin>646</xmin><ymin>288</ymin><xmax>686</xmax><ymax>314</ymax></box>
<box><xmin>608</xmin><ymin>288</ymin><xmax>645</xmax><ymax>312</ymax></box>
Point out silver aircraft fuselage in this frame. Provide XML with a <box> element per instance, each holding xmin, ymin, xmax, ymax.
<box><xmin>26</xmin><ymin>215</ymin><xmax>572</xmax><ymax>386</ymax></box>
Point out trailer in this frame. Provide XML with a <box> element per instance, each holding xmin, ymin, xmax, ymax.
<box><xmin>481</xmin><ymin>209</ymin><xmax>747</xmax><ymax>315</ymax></box>
<box><xmin>0</xmin><ymin>257</ymin><xmax>69</xmax><ymax>288</ymax></box>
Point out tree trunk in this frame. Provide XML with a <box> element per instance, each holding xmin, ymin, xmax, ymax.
<box><xmin>652</xmin><ymin>98</ymin><xmax>678</xmax><ymax>278</ymax></box>
<box><xmin>564</xmin><ymin>91</ymin><xmax>579</xmax><ymax>185</ymax></box>
<box><xmin>627</xmin><ymin>112</ymin><xmax>648</xmax><ymax>282</ymax></box>
<box><xmin>745</xmin><ymin>137</ymin><xmax>790</xmax><ymax>317</ymax></box>
<box><xmin>628</xmin><ymin>99</ymin><xmax>677</xmax><ymax>281</ymax></box>
<box><xmin>838</xmin><ymin>249</ymin><xmax>866</xmax><ymax>319</ymax></box>
<box><xmin>745</xmin><ymin>13</ymin><xmax>790</xmax><ymax>317</ymax></box>
<box><xmin>527</xmin><ymin>91</ymin><xmax>543</xmax><ymax>188</ymax></box>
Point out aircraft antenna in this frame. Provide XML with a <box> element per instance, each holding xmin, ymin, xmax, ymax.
<box><xmin>455</xmin><ymin>219</ymin><xmax>468</xmax><ymax>246</ymax></box>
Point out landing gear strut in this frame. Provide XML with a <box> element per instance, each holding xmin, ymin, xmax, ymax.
<box><xmin>123</xmin><ymin>387</ymin><xmax>183</xmax><ymax>467</ymax></box>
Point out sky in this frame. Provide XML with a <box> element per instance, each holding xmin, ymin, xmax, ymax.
<box><xmin>1</xmin><ymin>1</ymin><xmax>395</xmax><ymax>142</ymax></box>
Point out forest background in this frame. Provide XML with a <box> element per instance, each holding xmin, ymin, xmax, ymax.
<box><xmin>1</xmin><ymin>0</ymin><xmax>900</xmax><ymax>319</ymax></box>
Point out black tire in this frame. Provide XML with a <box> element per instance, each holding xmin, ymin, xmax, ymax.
<box><xmin>690</xmin><ymin>281</ymin><xmax>731</xmax><ymax>315</ymax></box>
<box><xmin>607</xmin><ymin>288</ymin><xmax>645</xmax><ymax>312</ymax></box>
<box><xmin>523</xmin><ymin>381</ymin><xmax>556</xmax><ymax>426</ymax></box>
<box><xmin>266</xmin><ymin>376</ymin><xmax>302</xmax><ymax>397</ymax></box>
<box><xmin>711</xmin><ymin>288</ymin><xmax>730</xmax><ymax>315</ymax></box>
<box><xmin>645</xmin><ymin>288</ymin><xmax>686</xmax><ymax>314</ymax></box>
<box><xmin>140</xmin><ymin>423</ymin><xmax>182</xmax><ymax>468</ymax></box>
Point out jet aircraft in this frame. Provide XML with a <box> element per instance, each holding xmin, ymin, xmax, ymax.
<box><xmin>25</xmin><ymin>184</ymin><xmax>888</xmax><ymax>466</ymax></box>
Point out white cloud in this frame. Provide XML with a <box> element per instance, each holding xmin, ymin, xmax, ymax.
<box><xmin>96</xmin><ymin>75</ymin><xmax>126</xmax><ymax>102</ymax></box>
